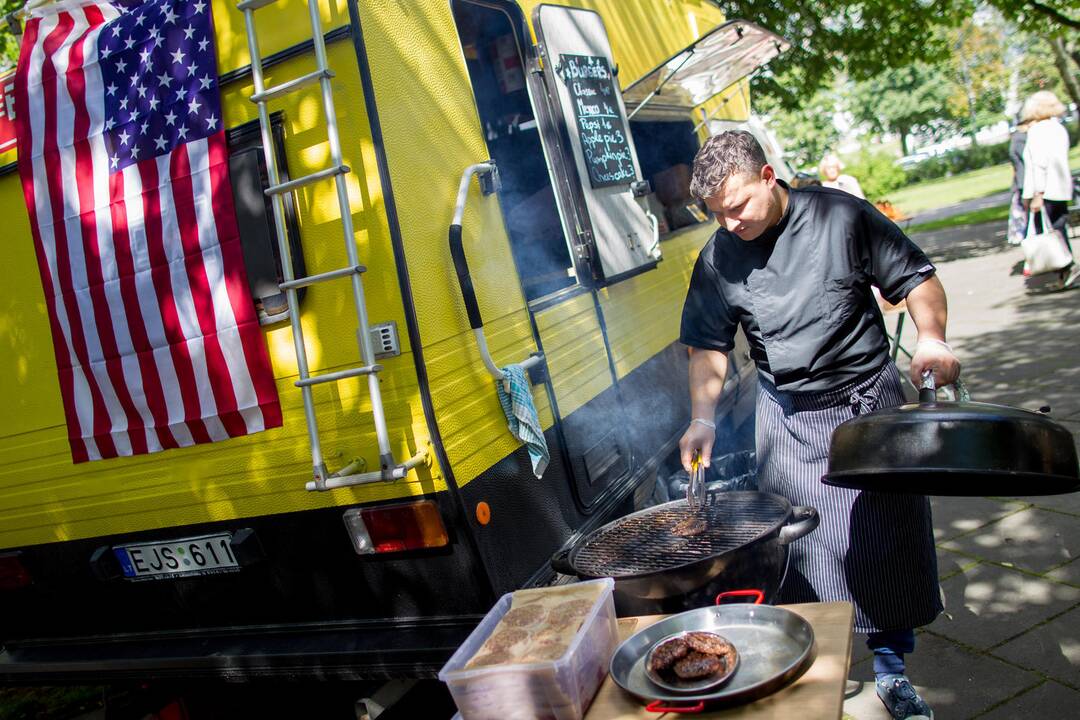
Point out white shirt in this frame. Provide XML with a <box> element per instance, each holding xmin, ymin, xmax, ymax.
<box><xmin>822</xmin><ymin>174</ymin><xmax>865</xmax><ymax>199</ymax></box>
<box><xmin>1022</xmin><ymin>118</ymin><xmax>1073</xmax><ymax>201</ymax></box>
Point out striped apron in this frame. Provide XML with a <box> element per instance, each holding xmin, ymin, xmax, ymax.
<box><xmin>756</xmin><ymin>362</ymin><xmax>942</xmax><ymax>633</ymax></box>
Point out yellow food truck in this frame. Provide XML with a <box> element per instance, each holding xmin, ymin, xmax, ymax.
<box><xmin>0</xmin><ymin>0</ymin><xmax>785</xmax><ymax>691</ymax></box>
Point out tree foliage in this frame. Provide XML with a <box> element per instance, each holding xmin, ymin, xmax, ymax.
<box><xmin>847</xmin><ymin>62</ymin><xmax>956</xmax><ymax>155</ymax></box>
<box><xmin>754</xmin><ymin>88</ymin><xmax>840</xmax><ymax>170</ymax></box>
<box><xmin>709</xmin><ymin>0</ymin><xmax>967</xmax><ymax>109</ymax></box>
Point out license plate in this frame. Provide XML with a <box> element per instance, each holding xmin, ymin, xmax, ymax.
<box><xmin>114</xmin><ymin>533</ymin><xmax>239</xmax><ymax>581</ymax></box>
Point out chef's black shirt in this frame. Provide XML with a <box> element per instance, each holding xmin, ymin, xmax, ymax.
<box><xmin>679</xmin><ymin>183</ymin><xmax>935</xmax><ymax>393</ymax></box>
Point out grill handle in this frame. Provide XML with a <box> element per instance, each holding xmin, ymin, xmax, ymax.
<box><xmin>778</xmin><ymin>506</ymin><xmax>819</xmax><ymax>546</ymax></box>
<box><xmin>551</xmin><ymin>546</ymin><xmax>576</xmax><ymax>575</ymax></box>
<box><xmin>715</xmin><ymin>589</ymin><xmax>765</xmax><ymax>605</ymax></box>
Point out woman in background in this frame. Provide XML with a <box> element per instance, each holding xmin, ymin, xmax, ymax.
<box><xmin>1021</xmin><ymin>90</ymin><xmax>1076</xmax><ymax>287</ymax></box>
<box><xmin>819</xmin><ymin>153</ymin><xmax>865</xmax><ymax>198</ymax></box>
<box><xmin>1006</xmin><ymin>115</ymin><xmax>1031</xmax><ymax>245</ymax></box>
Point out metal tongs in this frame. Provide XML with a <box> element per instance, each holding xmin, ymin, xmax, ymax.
<box><xmin>687</xmin><ymin>450</ymin><xmax>706</xmax><ymax>510</ymax></box>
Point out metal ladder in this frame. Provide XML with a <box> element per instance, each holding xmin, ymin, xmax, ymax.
<box><xmin>237</xmin><ymin>0</ymin><xmax>426</xmax><ymax>492</ymax></box>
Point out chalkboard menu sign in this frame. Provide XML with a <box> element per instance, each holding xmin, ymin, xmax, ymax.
<box><xmin>557</xmin><ymin>54</ymin><xmax>637</xmax><ymax>189</ymax></box>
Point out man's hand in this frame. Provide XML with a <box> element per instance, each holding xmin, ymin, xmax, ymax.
<box><xmin>679</xmin><ymin>421</ymin><xmax>715</xmax><ymax>472</ymax></box>
<box><xmin>909</xmin><ymin>339</ymin><xmax>961</xmax><ymax>388</ymax></box>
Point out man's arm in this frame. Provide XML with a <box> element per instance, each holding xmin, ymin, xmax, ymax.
<box><xmin>678</xmin><ymin>348</ymin><xmax>729</xmax><ymax>471</ymax></box>
<box><xmin>905</xmin><ymin>275</ymin><xmax>961</xmax><ymax>387</ymax></box>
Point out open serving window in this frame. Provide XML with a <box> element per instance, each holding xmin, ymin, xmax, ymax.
<box><xmin>622</xmin><ymin>20</ymin><xmax>789</xmax><ymax>239</ymax></box>
<box><xmin>622</xmin><ymin>20</ymin><xmax>790</xmax><ymax>120</ymax></box>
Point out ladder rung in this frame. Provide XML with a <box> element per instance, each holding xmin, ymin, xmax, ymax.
<box><xmin>266</xmin><ymin>165</ymin><xmax>350</xmax><ymax>197</ymax></box>
<box><xmin>295</xmin><ymin>364</ymin><xmax>383</xmax><ymax>388</ymax></box>
<box><xmin>237</xmin><ymin>0</ymin><xmax>279</xmax><ymax>12</ymax></box>
<box><xmin>280</xmin><ymin>264</ymin><xmax>366</xmax><ymax>291</ymax></box>
<box><xmin>251</xmin><ymin>69</ymin><xmax>334</xmax><ymax>103</ymax></box>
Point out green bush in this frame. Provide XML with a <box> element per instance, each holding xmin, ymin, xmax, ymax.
<box><xmin>843</xmin><ymin>149</ymin><xmax>908</xmax><ymax>202</ymax></box>
<box><xmin>904</xmin><ymin>140</ymin><xmax>1011</xmax><ymax>183</ymax></box>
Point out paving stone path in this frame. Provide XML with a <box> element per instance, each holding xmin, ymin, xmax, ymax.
<box><xmin>843</xmin><ymin>219</ymin><xmax>1080</xmax><ymax>719</ymax></box>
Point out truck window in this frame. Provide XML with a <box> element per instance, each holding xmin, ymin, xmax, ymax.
<box><xmin>225</xmin><ymin>113</ymin><xmax>306</xmax><ymax>325</ymax></box>
<box><xmin>452</xmin><ymin>0</ymin><xmax>578</xmax><ymax>301</ymax></box>
<box><xmin>629</xmin><ymin>119</ymin><xmax>707</xmax><ymax>237</ymax></box>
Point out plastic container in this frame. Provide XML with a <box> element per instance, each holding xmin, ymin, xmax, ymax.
<box><xmin>439</xmin><ymin>578</ymin><xmax>617</xmax><ymax>720</ymax></box>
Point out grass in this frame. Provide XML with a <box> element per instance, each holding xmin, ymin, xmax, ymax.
<box><xmin>906</xmin><ymin>203</ymin><xmax>1010</xmax><ymax>233</ymax></box>
<box><xmin>886</xmin><ymin>144</ymin><xmax>1080</xmax><ymax>217</ymax></box>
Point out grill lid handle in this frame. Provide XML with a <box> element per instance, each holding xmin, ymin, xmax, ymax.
<box><xmin>778</xmin><ymin>506</ymin><xmax>819</xmax><ymax>545</ymax></box>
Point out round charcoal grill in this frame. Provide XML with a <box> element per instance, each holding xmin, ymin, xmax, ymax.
<box><xmin>552</xmin><ymin>491</ymin><xmax>819</xmax><ymax>615</ymax></box>
<box><xmin>573</xmin><ymin>494</ymin><xmax>785</xmax><ymax>577</ymax></box>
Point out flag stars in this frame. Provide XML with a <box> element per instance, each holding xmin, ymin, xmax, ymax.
<box><xmin>157</xmin><ymin>71</ymin><xmax>171</xmax><ymax>87</ymax></box>
<box><xmin>110</xmin><ymin>154</ymin><xmax>119</xmax><ymax>170</ymax></box>
<box><xmin>130</xmin><ymin>145</ymin><xmax>140</xmax><ymax>159</ymax></box>
<box><xmin>119</xmin><ymin>97</ymin><xmax>129</xmax><ymax>111</ymax></box>
<box><xmin>170</xmin><ymin>47</ymin><xmax>185</xmax><ymax>65</ymax></box>
<box><xmin>136</xmin><ymin>84</ymin><xmax>147</xmax><ymax>98</ymax></box>
<box><xmin>163</xmin><ymin>7</ymin><xmax>178</xmax><ymax>24</ymax></box>
<box><xmin>188</xmin><ymin>96</ymin><xmax>201</xmax><ymax>115</ymax></box>
<box><xmin>148</xmin><ymin>96</ymin><xmax>160</xmax><ymax>112</ymax></box>
<box><xmin>115</xmin><ymin>58</ymin><xmax>127</xmax><ymax>74</ymax></box>
<box><xmin>118</xmin><ymin>129</ymin><xmax>130</xmax><ymax>146</ymax></box>
<box><xmin>140</xmin><ymin>119</ymin><xmax>150</xmax><ymax>135</ymax></box>
<box><xmin>154</xmin><ymin>135</ymin><xmax>168</xmax><ymax>151</ymax></box>
<box><xmin>193</xmin><ymin>1</ymin><xmax>206</xmax><ymax>14</ymax></box>
<box><xmin>186</xmin><ymin>61</ymin><xmax>197</xmax><ymax>77</ymax></box>
<box><xmin>175</xmin><ymin>87</ymin><xmax>187</xmax><ymax>103</ymax></box>
<box><xmin>134</xmin><ymin>13</ymin><xmax>146</xmax><ymax>27</ymax></box>
<box><xmin>105</xmin><ymin>117</ymin><xmax>115</xmax><ymax>131</ymax></box>
<box><xmin>106</xmin><ymin>82</ymin><xmax>118</xmax><ymax>96</ymax></box>
<box><xmin>164</xmin><ymin>109</ymin><xmax>177</xmax><ymax>126</ymax></box>
<box><xmin>198</xmin><ymin>74</ymin><xmax>212</xmax><ymax>90</ymax></box>
<box><xmin>139</xmin><ymin>47</ymin><xmax>151</xmax><ymax>64</ymax></box>
<box><xmin>124</xmin><ymin>36</ymin><xmax>135</xmax><ymax>50</ymax></box>
<box><xmin>197</xmin><ymin>37</ymin><xmax>209</xmax><ymax>52</ymax></box>
<box><xmin>177</xmin><ymin>125</ymin><xmax>189</xmax><ymax>141</ymax></box>
<box><xmin>205</xmin><ymin>114</ymin><xmax>217</xmax><ymax>130</ymax></box>
<box><xmin>183</xmin><ymin>24</ymin><xmax>195</xmax><ymax>40</ymax></box>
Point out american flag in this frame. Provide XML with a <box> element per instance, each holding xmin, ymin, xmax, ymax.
<box><xmin>15</xmin><ymin>0</ymin><xmax>282</xmax><ymax>462</ymax></box>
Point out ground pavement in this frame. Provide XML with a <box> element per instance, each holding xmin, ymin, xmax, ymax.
<box><xmin>842</xmin><ymin>219</ymin><xmax>1080</xmax><ymax>719</ymax></box>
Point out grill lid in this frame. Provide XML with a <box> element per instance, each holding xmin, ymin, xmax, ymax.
<box><xmin>570</xmin><ymin>491</ymin><xmax>790</xmax><ymax>577</ymax></box>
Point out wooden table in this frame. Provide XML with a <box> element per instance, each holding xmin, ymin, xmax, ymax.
<box><xmin>584</xmin><ymin>602</ymin><xmax>854</xmax><ymax>719</ymax></box>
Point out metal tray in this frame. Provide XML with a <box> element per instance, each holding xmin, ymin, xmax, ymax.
<box><xmin>643</xmin><ymin>630</ymin><xmax>739</xmax><ymax>693</ymax></box>
<box><xmin>610</xmin><ymin>604</ymin><xmax>816</xmax><ymax>707</ymax></box>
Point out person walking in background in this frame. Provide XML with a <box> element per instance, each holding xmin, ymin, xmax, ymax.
<box><xmin>1006</xmin><ymin>116</ymin><xmax>1031</xmax><ymax>246</ymax></box>
<box><xmin>1021</xmin><ymin>90</ymin><xmax>1076</xmax><ymax>287</ymax></box>
<box><xmin>819</xmin><ymin>153</ymin><xmax>865</xmax><ymax>198</ymax></box>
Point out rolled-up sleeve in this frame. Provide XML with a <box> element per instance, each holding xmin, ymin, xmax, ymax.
<box><xmin>680</xmin><ymin>251</ymin><xmax>736</xmax><ymax>352</ymax></box>
<box><xmin>861</xmin><ymin>202</ymin><xmax>935</xmax><ymax>305</ymax></box>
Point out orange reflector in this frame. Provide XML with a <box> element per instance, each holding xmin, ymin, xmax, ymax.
<box><xmin>0</xmin><ymin>552</ymin><xmax>31</xmax><ymax>590</ymax></box>
<box><xmin>475</xmin><ymin>501</ymin><xmax>491</xmax><ymax>525</ymax></box>
<box><xmin>343</xmin><ymin>500</ymin><xmax>449</xmax><ymax>555</ymax></box>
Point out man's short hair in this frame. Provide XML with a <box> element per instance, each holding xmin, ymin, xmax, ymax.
<box><xmin>689</xmin><ymin>130</ymin><xmax>767</xmax><ymax>200</ymax></box>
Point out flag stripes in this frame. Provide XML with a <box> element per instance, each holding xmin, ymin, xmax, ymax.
<box><xmin>15</xmin><ymin>1</ymin><xmax>281</xmax><ymax>462</ymax></box>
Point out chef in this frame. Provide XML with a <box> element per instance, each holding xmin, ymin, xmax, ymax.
<box><xmin>678</xmin><ymin>131</ymin><xmax>959</xmax><ymax>720</ymax></box>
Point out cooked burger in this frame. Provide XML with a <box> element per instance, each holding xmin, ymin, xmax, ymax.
<box><xmin>670</xmin><ymin>515</ymin><xmax>707</xmax><ymax>537</ymax></box>
<box><xmin>647</xmin><ymin>637</ymin><xmax>689</xmax><ymax>672</ymax></box>
<box><xmin>684</xmin><ymin>631</ymin><xmax>731</xmax><ymax>656</ymax></box>
<box><xmin>673</xmin><ymin>651</ymin><xmax>723</xmax><ymax>679</ymax></box>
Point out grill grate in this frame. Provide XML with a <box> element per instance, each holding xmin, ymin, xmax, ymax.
<box><xmin>572</xmin><ymin>493</ymin><xmax>786</xmax><ymax>577</ymax></box>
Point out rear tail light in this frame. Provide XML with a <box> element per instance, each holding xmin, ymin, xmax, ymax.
<box><xmin>0</xmin><ymin>552</ymin><xmax>31</xmax><ymax>590</ymax></box>
<box><xmin>343</xmin><ymin>500</ymin><xmax>449</xmax><ymax>555</ymax></box>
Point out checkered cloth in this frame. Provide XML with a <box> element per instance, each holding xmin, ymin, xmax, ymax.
<box><xmin>495</xmin><ymin>365</ymin><xmax>548</xmax><ymax>478</ymax></box>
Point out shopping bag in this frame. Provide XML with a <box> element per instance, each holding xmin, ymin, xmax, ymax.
<box><xmin>1022</xmin><ymin>208</ymin><xmax>1073</xmax><ymax>276</ymax></box>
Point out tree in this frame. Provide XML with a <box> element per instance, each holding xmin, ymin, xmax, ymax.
<box><xmin>946</xmin><ymin>16</ymin><xmax>1009</xmax><ymax>143</ymax></box>
<box><xmin>708</xmin><ymin>1</ymin><xmax>967</xmax><ymax>110</ymax></box>
<box><xmin>754</xmin><ymin>87</ymin><xmax>840</xmax><ymax>169</ymax></box>
<box><xmin>847</xmin><ymin>62</ymin><xmax>956</xmax><ymax>156</ymax></box>
<box><xmin>981</xmin><ymin>0</ymin><xmax>1080</xmax><ymax>117</ymax></box>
